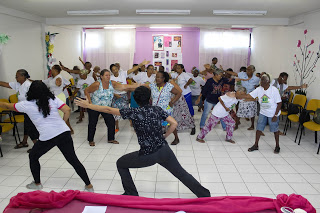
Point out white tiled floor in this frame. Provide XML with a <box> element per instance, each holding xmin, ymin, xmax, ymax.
<box><xmin>1</xmin><ymin>108</ymin><xmax>320</xmax><ymax>212</ymax></box>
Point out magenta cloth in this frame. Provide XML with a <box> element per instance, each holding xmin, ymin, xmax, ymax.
<box><xmin>4</xmin><ymin>190</ymin><xmax>316</xmax><ymax>213</ymax></box>
<box><xmin>134</xmin><ymin>27</ymin><xmax>200</xmax><ymax>73</ymax></box>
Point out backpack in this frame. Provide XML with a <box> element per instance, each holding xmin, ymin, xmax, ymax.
<box><xmin>288</xmin><ymin>103</ymin><xmax>300</xmax><ymax>115</ymax></box>
<box><xmin>299</xmin><ymin>109</ymin><xmax>311</xmax><ymax>124</ymax></box>
<box><xmin>314</xmin><ymin>108</ymin><xmax>320</xmax><ymax>124</ymax></box>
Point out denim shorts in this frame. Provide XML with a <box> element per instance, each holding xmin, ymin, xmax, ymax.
<box><xmin>256</xmin><ymin>114</ymin><xmax>279</xmax><ymax>132</ymax></box>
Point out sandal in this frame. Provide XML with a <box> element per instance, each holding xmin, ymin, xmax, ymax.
<box><xmin>14</xmin><ymin>142</ymin><xmax>29</xmax><ymax>149</ymax></box>
<box><xmin>225</xmin><ymin>139</ymin><xmax>236</xmax><ymax>144</ymax></box>
<box><xmin>89</xmin><ymin>142</ymin><xmax>95</xmax><ymax>146</ymax></box>
<box><xmin>247</xmin><ymin>127</ymin><xmax>254</xmax><ymax>130</ymax></box>
<box><xmin>274</xmin><ymin>146</ymin><xmax>280</xmax><ymax>154</ymax></box>
<box><xmin>171</xmin><ymin>139</ymin><xmax>180</xmax><ymax>145</ymax></box>
<box><xmin>248</xmin><ymin>145</ymin><xmax>259</xmax><ymax>152</ymax></box>
<box><xmin>108</xmin><ymin>140</ymin><xmax>119</xmax><ymax>144</ymax></box>
<box><xmin>196</xmin><ymin>138</ymin><xmax>205</xmax><ymax>143</ymax></box>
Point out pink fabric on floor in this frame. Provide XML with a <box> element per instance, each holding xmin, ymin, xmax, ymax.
<box><xmin>4</xmin><ymin>190</ymin><xmax>316</xmax><ymax>213</ymax></box>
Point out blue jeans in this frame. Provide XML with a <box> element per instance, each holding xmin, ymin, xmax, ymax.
<box><xmin>256</xmin><ymin>113</ymin><xmax>279</xmax><ymax>132</ymax></box>
<box><xmin>200</xmin><ymin>100</ymin><xmax>226</xmax><ymax>130</ymax></box>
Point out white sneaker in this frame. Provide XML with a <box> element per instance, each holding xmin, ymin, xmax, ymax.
<box><xmin>84</xmin><ymin>185</ymin><xmax>94</xmax><ymax>192</ymax></box>
<box><xmin>26</xmin><ymin>181</ymin><xmax>43</xmax><ymax>190</ymax></box>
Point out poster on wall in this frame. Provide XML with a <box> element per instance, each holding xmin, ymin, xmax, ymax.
<box><xmin>153</xmin><ymin>35</ymin><xmax>164</xmax><ymax>51</ymax></box>
<box><xmin>153</xmin><ymin>34</ymin><xmax>182</xmax><ymax>72</ymax></box>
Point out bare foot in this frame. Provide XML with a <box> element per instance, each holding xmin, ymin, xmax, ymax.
<box><xmin>225</xmin><ymin>139</ymin><xmax>235</xmax><ymax>144</ymax></box>
<box><xmin>76</xmin><ymin>119</ymin><xmax>83</xmax><ymax>124</ymax></box>
<box><xmin>247</xmin><ymin>127</ymin><xmax>254</xmax><ymax>130</ymax></box>
<box><xmin>261</xmin><ymin>132</ymin><xmax>265</xmax><ymax>136</ymax></box>
<box><xmin>196</xmin><ymin>137</ymin><xmax>205</xmax><ymax>143</ymax></box>
<box><xmin>108</xmin><ymin>140</ymin><xmax>119</xmax><ymax>144</ymax></box>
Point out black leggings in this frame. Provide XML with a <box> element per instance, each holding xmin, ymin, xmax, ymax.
<box><xmin>88</xmin><ymin>109</ymin><xmax>115</xmax><ymax>142</ymax></box>
<box><xmin>116</xmin><ymin>144</ymin><xmax>211</xmax><ymax>197</ymax></box>
<box><xmin>29</xmin><ymin>131</ymin><xmax>90</xmax><ymax>185</ymax></box>
<box><xmin>24</xmin><ymin>114</ymin><xmax>39</xmax><ymax>140</ymax></box>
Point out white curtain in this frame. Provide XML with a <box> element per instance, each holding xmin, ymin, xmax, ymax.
<box><xmin>199</xmin><ymin>29</ymin><xmax>250</xmax><ymax>72</ymax></box>
<box><xmin>84</xmin><ymin>29</ymin><xmax>136</xmax><ymax>71</ymax></box>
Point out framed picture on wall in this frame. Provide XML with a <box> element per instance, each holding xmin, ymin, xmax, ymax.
<box><xmin>153</xmin><ymin>35</ymin><xmax>164</xmax><ymax>51</ymax></box>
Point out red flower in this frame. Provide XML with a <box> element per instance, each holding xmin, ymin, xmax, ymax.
<box><xmin>297</xmin><ymin>40</ymin><xmax>301</xmax><ymax>47</ymax></box>
<box><xmin>310</xmin><ymin>39</ymin><xmax>314</xmax><ymax>45</ymax></box>
<box><xmin>309</xmin><ymin>51</ymin><xmax>311</xmax><ymax>54</ymax></box>
<box><xmin>304</xmin><ymin>29</ymin><xmax>308</xmax><ymax>34</ymax></box>
<box><xmin>294</xmin><ymin>54</ymin><xmax>296</xmax><ymax>57</ymax></box>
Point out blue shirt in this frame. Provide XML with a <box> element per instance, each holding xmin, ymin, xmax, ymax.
<box><xmin>238</xmin><ymin>72</ymin><xmax>260</xmax><ymax>93</ymax></box>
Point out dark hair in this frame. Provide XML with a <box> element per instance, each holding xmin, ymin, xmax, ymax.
<box><xmin>73</xmin><ymin>66</ymin><xmax>80</xmax><ymax>70</ymax></box>
<box><xmin>212</xmin><ymin>57</ymin><xmax>217</xmax><ymax>61</ymax></box>
<box><xmin>84</xmin><ymin>62</ymin><xmax>91</xmax><ymax>66</ymax></box>
<box><xmin>26</xmin><ymin>81</ymin><xmax>55</xmax><ymax>118</ymax></box>
<box><xmin>177</xmin><ymin>64</ymin><xmax>185</xmax><ymax>72</ymax></box>
<box><xmin>240</xmin><ymin>66</ymin><xmax>247</xmax><ymax>72</ymax></box>
<box><xmin>147</xmin><ymin>64</ymin><xmax>154</xmax><ymax>70</ymax></box>
<box><xmin>17</xmin><ymin>69</ymin><xmax>30</xmax><ymax>79</ymax></box>
<box><xmin>110</xmin><ymin>64</ymin><xmax>116</xmax><ymax>71</ymax></box>
<box><xmin>226</xmin><ymin>68</ymin><xmax>233</xmax><ymax>72</ymax></box>
<box><xmin>158</xmin><ymin>71</ymin><xmax>169</xmax><ymax>83</ymax></box>
<box><xmin>100</xmin><ymin>69</ymin><xmax>110</xmax><ymax>77</ymax></box>
<box><xmin>133</xmin><ymin>86</ymin><xmax>151</xmax><ymax>106</ymax></box>
<box><xmin>280</xmin><ymin>72</ymin><xmax>289</xmax><ymax>78</ymax></box>
<box><xmin>52</xmin><ymin>65</ymin><xmax>62</xmax><ymax>73</ymax></box>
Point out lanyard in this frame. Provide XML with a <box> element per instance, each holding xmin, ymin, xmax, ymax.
<box><xmin>156</xmin><ymin>83</ymin><xmax>166</xmax><ymax>105</ymax></box>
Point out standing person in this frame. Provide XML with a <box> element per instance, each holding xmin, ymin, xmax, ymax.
<box><xmin>174</xmin><ymin>64</ymin><xmax>196</xmax><ymax>135</ymax></box>
<box><xmin>110</xmin><ymin>60</ymin><xmax>150</xmax><ymax>132</ymax></box>
<box><xmin>0</xmin><ymin>81</ymin><xmax>94</xmax><ymax>191</ymax></box>
<box><xmin>0</xmin><ymin>69</ymin><xmax>39</xmax><ymax>149</ymax></box>
<box><xmin>147</xmin><ymin>72</ymin><xmax>182</xmax><ymax>144</ymax></box>
<box><xmin>133</xmin><ymin>64</ymin><xmax>156</xmax><ymax>84</ymax></box>
<box><xmin>72</xmin><ymin>71</ymin><xmax>95</xmax><ymax>123</ymax></box>
<box><xmin>42</xmin><ymin>65</ymin><xmax>74</xmax><ymax>134</ymax></box>
<box><xmin>197</xmin><ymin>89</ymin><xmax>247</xmax><ymax>144</ymax></box>
<box><xmin>92</xmin><ymin>66</ymin><xmax>101</xmax><ymax>81</ymax></box>
<box><xmin>75</xmin><ymin>86</ymin><xmax>210</xmax><ymax>197</ymax></box>
<box><xmin>222</xmin><ymin>68</ymin><xmax>236</xmax><ymax>93</ymax></box>
<box><xmin>189</xmin><ymin>68</ymin><xmax>206</xmax><ymax>111</ymax></box>
<box><xmin>236</xmin><ymin>74</ymin><xmax>282</xmax><ymax>154</ymax></box>
<box><xmin>196</xmin><ymin>69</ymin><xmax>227</xmax><ymax>131</ymax></box>
<box><xmin>224</xmin><ymin>65</ymin><xmax>260</xmax><ymax>130</ymax></box>
<box><xmin>84</xmin><ymin>69</ymin><xmax>143</xmax><ymax>146</ymax></box>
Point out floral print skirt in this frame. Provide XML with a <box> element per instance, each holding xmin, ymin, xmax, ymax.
<box><xmin>112</xmin><ymin>93</ymin><xmax>129</xmax><ymax>121</ymax></box>
<box><xmin>172</xmin><ymin>96</ymin><xmax>195</xmax><ymax>131</ymax></box>
<box><xmin>236</xmin><ymin>100</ymin><xmax>257</xmax><ymax>118</ymax></box>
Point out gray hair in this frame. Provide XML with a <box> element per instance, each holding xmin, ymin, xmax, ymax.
<box><xmin>237</xmin><ymin>86</ymin><xmax>247</xmax><ymax>93</ymax></box>
<box><xmin>261</xmin><ymin>73</ymin><xmax>271</xmax><ymax>82</ymax></box>
<box><xmin>248</xmin><ymin>65</ymin><xmax>256</xmax><ymax>71</ymax></box>
<box><xmin>213</xmin><ymin>69</ymin><xmax>224</xmax><ymax>76</ymax></box>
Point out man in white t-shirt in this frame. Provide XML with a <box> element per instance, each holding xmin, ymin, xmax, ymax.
<box><xmin>189</xmin><ymin>69</ymin><xmax>205</xmax><ymax>110</ymax></box>
<box><xmin>237</xmin><ymin>74</ymin><xmax>282</xmax><ymax>154</ymax></box>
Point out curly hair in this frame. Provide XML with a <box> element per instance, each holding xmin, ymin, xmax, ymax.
<box><xmin>133</xmin><ymin>86</ymin><xmax>151</xmax><ymax>106</ymax></box>
<box><xmin>158</xmin><ymin>71</ymin><xmax>169</xmax><ymax>83</ymax></box>
<box><xmin>26</xmin><ymin>81</ymin><xmax>55</xmax><ymax>118</ymax></box>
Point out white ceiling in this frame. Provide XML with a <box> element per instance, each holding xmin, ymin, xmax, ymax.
<box><xmin>0</xmin><ymin>0</ymin><xmax>320</xmax><ymax>18</ymax></box>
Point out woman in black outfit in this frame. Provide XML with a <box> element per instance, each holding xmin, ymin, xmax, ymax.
<box><xmin>0</xmin><ymin>81</ymin><xmax>93</xmax><ymax>192</ymax></box>
<box><xmin>75</xmin><ymin>86</ymin><xmax>210</xmax><ymax>197</ymax></box>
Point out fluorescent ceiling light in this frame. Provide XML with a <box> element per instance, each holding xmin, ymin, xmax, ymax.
<box><xmin>67</xmin><ymin>10</ymin><xmax>119</xmax><ymax>16</ymax></box>
<box><xmin>213</xmin><ymin>10</ymin><xmax>267</xmax><ymax>16</ymax></box>
<box><xmin>149</xmin><ymin>26</ymin><xmax>182</xmax><ymax>29</ymax></box>
<box><xmin>104</xmin><ymin>25</ymin><xmax>135</xmax><ymax>29</ymax></box>
<box><xmin>231</xmin><ymin>25</ymin><xmax>256</xmax><ymax>28</ymax></box>
<box><xmin>136</xmin><ymin>9</ymin><xmax>190</xmax><ymax>15</ymax></box>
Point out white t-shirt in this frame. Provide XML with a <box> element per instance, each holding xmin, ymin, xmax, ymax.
<box><xmin>43</xmin><ymin>74</ymin><xmax>70</xmax><ymax>96</ymax></box>
<box><xmin>127</xmin><ymin>72</ymin><xmax>139</xmax><ymax>79</ymax></box>
<box><xmin>110</xmin><ymin>70</ymin><xmax>127</xmax><ymax>95</ymax></box>
<box><xmin>250</xmin><ymin>86</ymin><xmax>282</xmax><ymax>117</ymax></box>
<box><xmin>177</xmin><ymin>72</ymin><xmax>192</xmax><ymax>95</ymax></box>
<box><xmin>9</xmin><ymin>80</ymin><xmax>32</xmax><ymax>102</ymax></box>
<box><xmin>212</xmin><ymin>94</ymin><xmax>238</xmax><ymax>118</ymax></box>
<box><xmin>87</xmin><ymin>68</ymin><xmax>93</xmax><ymax>78</ymax></box>
<box><xmin>189</xmin><ymin>76</ymin><xmax>206</xmax><ymax>96</ymax></box>
<box><xmin>170</xmin><ymin>72</ymin><xmax>178</xmax><ymax>79</ymax></box>
<box><xmin>76</xmin><ymin>76</ymin><xmax>95</xmax><ymax>98</ymax></box>
<box><xmin>60</xmin><ymin>71</ymin><xmax>73</xmax><ymax>99</ymax></box>
<box><xmin>271</xmin><ymin>79</ymin><xmax>288</xmax><ymax>96</ymax></box>
<box><xmin>14</xmin><ymin>98</ymin><xmax>70</xmax><ymax>141</ymax></box>
<box><xmin>133</xmin><ymin>72</ymin><xmax>155</xmax><ymax>84</ymax></box>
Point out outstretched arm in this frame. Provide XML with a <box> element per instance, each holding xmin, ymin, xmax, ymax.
<box><xmin>59</xmin><ymin>61</ymin><xmax>81</xmax><ymax>74</ymax></box>
<box><xmin>111</xmin><ymin>81</ymin><xmax>142</xmax><ymax>92</ymax></box>
<box><xmin>127</xmin><ymin>60</ymin><xmax>150</xmax><ymax>75</ymax></box>
<box><xmin>0</xmin><ymin>81</ymin><xmax>11</xmax><ymax>88</ymax></box>
<box><xmin>287</xmin><ymin>84</ymin><xmax>308</xmax><ymax>91</ymax></box>
<box><xmin>79</xmin><ymin>57</ymin><xmax>85</xmax><ymax>66</ymax></box>
<box><xmin>75</xmin><ymin>97</ymin><xmax>120</xmax><ymax>116</ymax></box>
<box><xmin>0</xmin><ymin>102</ymin><xmax>15</xmax><ymax>111</ymax></box>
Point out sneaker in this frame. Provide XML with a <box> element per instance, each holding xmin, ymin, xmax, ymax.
<box><xmin>84</xmin><ymin>185</ymin><xmax>94</xmax><ymax>192</ymax></box>
<box><xmin>171</xmin><ymin>139</ymin><xmax>180</xmax><ymax>145</ymax></box>
<box><xmin>26</xmin><ymin>181</ymin><xmax>43</xmax><ymax>190</ymax></box>
<box><xmin>190</xmin><ymin>128</ymin><xmax>196</xmax><ymax>135</ymax></box>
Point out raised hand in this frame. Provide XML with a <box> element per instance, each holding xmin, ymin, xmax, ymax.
<box><xmin>204</xmin><ymin>64</ymin><xmax>210</xmax><ymax>69</ymax></box>
<box><xmin>75</xmin><ymin>97</ymin><xmax>90</xmax><ymax>108</ymax></box>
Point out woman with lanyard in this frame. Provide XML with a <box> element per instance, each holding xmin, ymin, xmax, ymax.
<box><xmin>174</xmin><ymin>64</ymin><xmax>196</xmax><ymax>135</ymax></box>
<box><xmin>147</xmin><ymin>71</ymin><xmax>182</xmax><ymax>145</ymax></box>
<box><xmin>42</xmin><ymin>64</ymin><xmax>74</xmax><ymax>134</ymax></box>
<box><xmin>110</xmin><ymin>60</ymin><xmax>149</xmax><ymax>133</ymax></box>
<box><xmin>75</xmin><ymin>86</ymin><xmax>210</xmax><ymax>197</ymax></box>
<box><xmin>84</xmin><ymin>69</ymin><xmax>143</xmax><ymax>146</ymax></box>
<box><xmin>0</xmin><ymin>80</ymin><xmax>94</xmax><ymax>191</ymax></box>
<box><xmin>0</xmin><ymin>69</ymin><xmax>39</xmax><ymax>150</ymax></box>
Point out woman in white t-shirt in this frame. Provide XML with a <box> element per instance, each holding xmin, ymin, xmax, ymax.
<box><xmin>0</xmin><ymin>81</ymin><xmax>94</xmax><ymax>192</ymax></box>
<box><xmin>133</xmin><ymin>64</ymin><xmax>156</xmax><ymax>84</ymax></box>
<box><xmin>237</xmin><ymin>74</ymin><xmax>282</xmax><ymax>154</ymax></box>
<box><xmin>0</xmin><ymin>69</ymin><xmax>39</xmax><ymax>149</ymax></box>
<box><xmin>197</xmin><ymin>88</ymin><xmax>247</xmax><ymax>144</ymax></box>
<box><xmin>110</xmin><ymin>60</ymin><xmax>149</xmax><ymax>132</ymax></box>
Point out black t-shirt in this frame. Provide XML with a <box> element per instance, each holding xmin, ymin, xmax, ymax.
<box><xmin>201</xmin><ymin>78</ymin><xmax>224</xmax><ymax>104</ymax></box>
<box><xmin>120</xmin><ymin>106</ymin><xmax>169</xmax><ymax>155</ymax></box>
